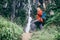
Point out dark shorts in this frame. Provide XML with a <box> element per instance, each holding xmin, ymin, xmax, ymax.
<box><xmin>34</xmin><ymin>21</ymin><xmax>42</xmax><ymax>27</ymax></box>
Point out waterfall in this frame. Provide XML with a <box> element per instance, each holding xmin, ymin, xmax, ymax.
<box><xmin>25</xmin><ymin>0</ymin><xmax>32</xmax><ymax>33</ymax></box>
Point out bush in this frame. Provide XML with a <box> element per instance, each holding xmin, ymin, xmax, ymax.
<box><xmin>55</xmin><ymin>33</ymin><xmax>60</xmax><ymax>40</ymax></box>
<box><xmin>44</xmin><ymin>1</ymin><xmax>60</xmax><ymax>27</ymax></box>
<box><xmin>0</xmin><ymin>16</ymin><xmax>23</xmax><ymax>40</ymax></box>
<box><xmin>55</xmin><ymin>0</ymin><xmax>60</xmax><ymax>8</ymax></box>
<box><xmin>15</xmin><ymin>9</ymin><xmax>27</xmax><ymax>27</ymax></box>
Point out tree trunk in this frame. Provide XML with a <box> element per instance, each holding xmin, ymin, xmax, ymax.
<box><xmin>11</xmin><ymin>0</ymin><xmax>16</xmax><ymax>22</ymax></box>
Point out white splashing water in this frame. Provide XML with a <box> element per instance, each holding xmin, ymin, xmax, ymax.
<box><xmin>25</xmin><ymin>0</ymin><xmax>32</xmax><ymax>33</ymax></box>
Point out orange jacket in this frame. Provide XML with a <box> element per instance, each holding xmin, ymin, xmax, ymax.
<box><xmin>36</xmin><ymin>9</ymin><xmax>43</xmax><ymax>22</ymax></box>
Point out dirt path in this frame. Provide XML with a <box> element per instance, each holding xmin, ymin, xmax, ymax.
<box><xmin>22</xmin><ymin>33</ymin><xmax>32</xmax><ymax>40</ymax></box>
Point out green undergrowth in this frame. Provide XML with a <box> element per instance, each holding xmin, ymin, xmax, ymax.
<box><xmin>31</xmin><ymin>25</ymin><xmax>60</xmax><ymax>40</ymax></box>
<box><xmin>0</xmin><ymin>16</ymin><xmax>23</xmax><ymax>40</ymax></box>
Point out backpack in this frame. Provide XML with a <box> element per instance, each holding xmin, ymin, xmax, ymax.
<box><xmin>42</xmin><ymin>12</ymin><xmax>46</xmax><ymax>20</ymax></box>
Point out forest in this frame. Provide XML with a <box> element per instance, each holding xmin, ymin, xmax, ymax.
<box><xmin>0</xmin><ymin>0</ymin><xmax>60</xmax><ymax>40</ymax></box>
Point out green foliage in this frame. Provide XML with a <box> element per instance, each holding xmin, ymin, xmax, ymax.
<box><xmin>45</xmin><ymin>0</ymin><xmax>60</xmax><ymax>27</ymax></box>
<box><xmin>55</xmin><ymin>33</ymin><xmax>60</xmax><ymax>40</ymax></box>
<box><xmin>0</xmin><ymin>16</ymin><xmax>23</xmax><ymax>40</ymax></box>
<box><xmin>14</xmin><ymin>9</ymin><xmax>27</xmax><ymax>26</ymax></box>
<box><xmin>44</xmin><ymin>11</ymin><xmax>60</xmax><ymax>27</ymax></box>
<box><xmin>55</xmin><ymin>0</ymin><xmax>60</xmax><ymax>8</ymax></box>
<box><xmin>0</xmin><ymin>0</ymin><xmax>27</xmax><ymax>26</ymax></box>
<box><xmin>0</xmin><ymin>0</ymin><xmax>12</xmax><ymax>17</ymax></box>
<box><xmin>31</xmin><ymin>25</ymin><xmax>59</xmax><ymax>40</ymax></box>
<box><xmin>31</xmin><ymin>5</ymin><xmax>37</xmax><ymax>19</ymax></box>
<box><xmin>46</xmin><ymin>3</ymin><xmax>56</xmax><ymax>14</ymax></box>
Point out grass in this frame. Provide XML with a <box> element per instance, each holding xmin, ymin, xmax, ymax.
<box><xmin>31</xmin><ymin>25</ymin><xmax>60</xmax><ymax>40</ymax></box>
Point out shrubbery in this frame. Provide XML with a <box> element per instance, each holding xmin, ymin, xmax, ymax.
<box><xmin>0</xmin><ymin>16</ymin><xmax>23</xmax><ymax>40</ymax></box>
<box><xmin>44</xmin><ymin>0</ymin><xmax>60</xmax><ymax>27</ymax></box>
<box><xmin>55</xmin><ymin>33</ymin><xmax>60</xmax><ymax>40</ymax></box>
<box><xmin>55</xmin><ymin>0</ymin><xmax>60</xmax><ymax>8</ymax></box>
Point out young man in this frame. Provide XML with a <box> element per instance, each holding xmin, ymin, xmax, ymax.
<box><xmin>30</xmin><ymin>6</ymin><xmax>46</xmax><ymax>31</ymax></box>
<box><xmin>33</xmin><ymin>5</ymin><xmax>43</xmax><ymax>30</ymax></box>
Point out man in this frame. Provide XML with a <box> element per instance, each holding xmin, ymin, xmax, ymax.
<box><xmin>30</xmin><ymin>6</ymin><xmax>46</xmax><ymax>31</ymax></box>
<box><xmin>33</xmin><ymin>5</ymin><xmax>43</xmax><ymax>30</ymax></box>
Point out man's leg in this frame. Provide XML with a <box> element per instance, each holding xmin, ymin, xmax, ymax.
<box><xmin>30</xmin><ymin>23</ymin><xmax>36</xmax><ymax>31</ymax></box>
<box><xmin>39</xmin><ymin>23</ymin><xmax>43</xmax><ymax>30</ymax></box>
<box><xmin>30</xmin><ymin>21</ymin><xmax>37</xmax><ymax>33</ymax></box>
